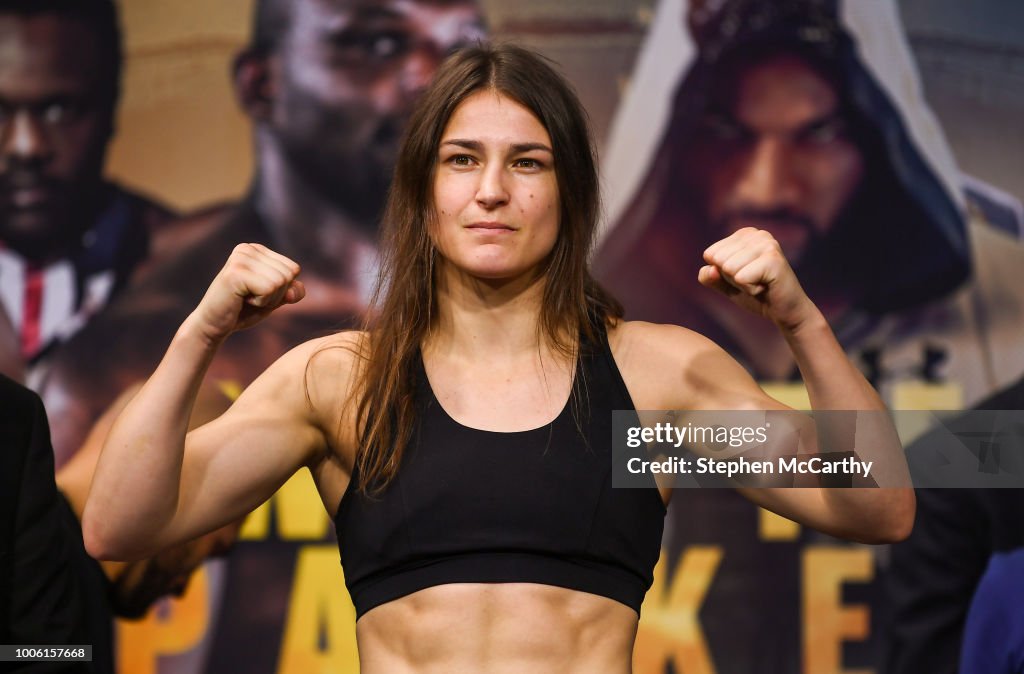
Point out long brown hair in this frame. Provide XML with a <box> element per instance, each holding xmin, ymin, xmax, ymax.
<box><xmin>352</xmin><ymin>43</ymin><xmax>622</xmax><ymax>493</ymax></box>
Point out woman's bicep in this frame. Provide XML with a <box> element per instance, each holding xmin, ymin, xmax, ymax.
<box><xmin>654</xmin><ymin>324</ymin><xmax>792</xmax><ymax>412</ymax></box>
<box><xmin>159</xmin><ymin>346</ymin><xmax>331</xmax><ymax>549</ymax></box>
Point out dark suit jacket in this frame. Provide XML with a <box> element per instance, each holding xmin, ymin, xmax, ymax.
<box><xmin>0</xmin><ymin>374</ymin><xmax>93</xmax><ymax>672</ymax></box>
<box><xmin>885</xmin><ymin>378</ymin><xmax>1024</xmax><ymax>674</ymax></box>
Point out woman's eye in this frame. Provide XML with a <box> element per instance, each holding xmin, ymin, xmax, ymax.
<box><xmin>451</xmin><ymin>155</ymin><xmax>473</xmax><ymax>166</ymax></box>
<box><xmin>514</xmin><ymin>158</ymin><xmax>541</xmax><ymax>169</ymax></box>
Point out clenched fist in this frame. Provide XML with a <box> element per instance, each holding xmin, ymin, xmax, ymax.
<box><xmin>189</xmin><ymin>243</ymin><xmax>306</xmax><ymax>344</ymax></box>
<box><xmin>698</xmin><ymin>227</ymin><xmax>819</xmax><ymax>333</ymax></box>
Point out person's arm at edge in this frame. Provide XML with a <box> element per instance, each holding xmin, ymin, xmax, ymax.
<box><xmin>701</xmin><ymin>228</ymin><xmax>914</xmax><ymax>543</ymax></box>
<box><xmin>624</xmin><ymin>226</ymin><xmax>914</xmax><ymax>543</ymax></box>
<box><xmin>82</xmin><ymin>244</ymin><xmax>330</xmax><ymax>561</ymax></box>
<box><xmin>83</xmin><ymin>323</ymin><xmax>333</xmax><ymax>561</ymax></box>
<box><xmin>744</xmin><ymin>314</ymin><xmax>914</xmax><ymax>543</ymax></box>
<box><xmin>632</xmin><ymin>319</ymin><xmax>914</xmax><ymax>544</ymax></box>
<box><xmin>3</xmin><ymin>376</ymin><xmax>86</xmax><ymax>648</ymax></box>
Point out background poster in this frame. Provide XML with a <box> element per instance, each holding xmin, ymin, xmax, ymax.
<box><xmin>15</xmin><ymin>0</ymin><xmax>1023</xmax><ymax>672</ymax></box>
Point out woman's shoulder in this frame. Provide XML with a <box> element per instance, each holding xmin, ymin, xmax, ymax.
<box><xmin>606</xmin><ymin>320</ymin><xmax>753</xmax><ymax>409</ymax></box>
<box><xmin>290</xmin><ymin>330</ymin><xmax>369</xmax><ymax>382</ymax></box>
<box><xmin>607</xmin><ymin>320</ymin><xmax>724</xmax><ymax>360</ymax></box>
<box><xmin>253</xmin><ymin>331</ymin><xmax>369</xmax><ymax>409</ymax></box>
<box><xmin>298</xmin><ymin>330</ymin><xmax>370</xmax><ymax>363</ymax></box>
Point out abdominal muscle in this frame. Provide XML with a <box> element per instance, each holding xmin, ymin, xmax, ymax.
<box><xmin>354</xmin><ymin>582</ymin><xmax>639</xmax><ymax>674</ymax></box>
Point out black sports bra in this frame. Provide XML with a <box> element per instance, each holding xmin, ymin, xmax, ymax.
<box><xmin>333</xmin><ymin>332</ymin><xmax>666</xmax><ymax>619</ymax></box>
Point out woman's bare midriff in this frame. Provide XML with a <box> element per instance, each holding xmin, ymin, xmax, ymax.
<box><xmin>354</xmin><ymin>582</ymin><xmax>639</xmax><ymax>674</ymax></box>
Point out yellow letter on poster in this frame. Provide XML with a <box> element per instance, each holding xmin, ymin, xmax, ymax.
<box><xmin>802</xmin><ymin>546</ymin><xmax>873</xmax><ymax>674</ymax></box>
<box><xmin>277</xmin><ymin>545</ymin><xmax>359</xmax><ymax>673</ymax></box>
<box><xmin>240</xmin><ymin>470</ymin><xmax>330</xmax><ymax>541</ymax></box>
<box><xmin>634</xmin><ymin>546</ymin><xmax>723</xmax><ymax>674</ymax></box>
<box><xmin>116</xmin><ymin>566</ymin><xmax>209</xmax><ymax>674</ymax></box>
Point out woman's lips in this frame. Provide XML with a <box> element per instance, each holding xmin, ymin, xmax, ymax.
<box><xmin>466</xmin><ymin>222</ymin><xmax>515</xmax><ymax>232</ymax></box>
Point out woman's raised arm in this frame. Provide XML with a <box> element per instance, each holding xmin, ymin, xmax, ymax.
<box><xmin>703</xmin><ymin>228</ymin><xmax>914</xmax><ymax>542</ymax></box>
<box><xmin>626</xmin><ymin>227</ymin><xmax>914</xmax><ymax>543</ymax></box>
<box><xmin>82</xmin><ymin>244</ymin><xmax>330</xmax><ymax>561</ymax></box>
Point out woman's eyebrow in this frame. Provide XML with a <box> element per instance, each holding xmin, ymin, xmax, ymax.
<box><xmin>510</xmin><ymin>142</ymin><xmax>553</xmax><ymax>154</ymax></box>
<box><xmin>441</xmin><ymin>139</ymin><xmax>483</xmax><ymax>151</ymax></box>
<box><xmin>440</xmin><ymin>139</ymin><xmax>553</xmax><ymax>154</ymax></box>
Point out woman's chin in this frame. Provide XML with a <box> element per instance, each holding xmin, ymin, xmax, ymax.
<box><xmin>457</xmin><ymin>262</ymin><xmax>539</xmax><ymax>285</ymax></box>
<box><xmin>436</xmin><ymin>249</ymin><xmax>550</xmax><ymax>286</ymax></box>
<box><xmin>445</xmin><ymin>255</ymin><xmax>524</xmax><ymax>279</ymax></box>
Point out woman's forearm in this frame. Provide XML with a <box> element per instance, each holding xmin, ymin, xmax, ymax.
<box><xmin>782</xmin><ymin>310</ymin><xmax>915</xmax><ymax>542</ymax></box>
<box><xmin>782</xmin><ymin>310</ymin><xmax>884</xmax><ymax>411</ymax></box>
<box><xmin>83</xmin><ymin>244</ymin><xmax>306</xmax><ymax>560</ymax></box>
<box><xmin>82</xmin><ymin>314</ymin><xmax>222</xmax><ymax>560</ymax></box>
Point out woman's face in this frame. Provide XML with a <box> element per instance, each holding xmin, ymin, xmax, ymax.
<box><xmin>431</xmin><ymin>90</ymin><xmax>559</xmax><ymax>282</ymax></box>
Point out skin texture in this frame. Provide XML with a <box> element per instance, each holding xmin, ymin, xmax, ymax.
<box><xmin>0</xmin><ymin>14</ymin><xmax>113</xmax><ymax>262</ymax></box>
<box><xmin>432</xmin><ymin>91</ymin><xmax>560</xmax><ymax>284</ymax></box>
<box><xmin>83</xmin><ymin>89</ymin><xmax>913</xmax><ymax>673</ymax></box>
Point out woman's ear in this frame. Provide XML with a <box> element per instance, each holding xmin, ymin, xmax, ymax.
<box><xmin>232</xmin><ymin>49</ymin><xmax>275</xmax><ymax>122</ymax></box>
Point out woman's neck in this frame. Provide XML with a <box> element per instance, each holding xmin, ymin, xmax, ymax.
<box><xmin>426</xmin><ymin>264</ymin><xmax>567</xmax><ymax>364</ymax></box>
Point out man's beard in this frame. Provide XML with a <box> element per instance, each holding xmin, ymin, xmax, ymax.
<box><xmin>283</xmin><ymin>130</ymin><xmax>396</xmax><ymax>231</ymax></box>
<box><xmin>709</xmin><ymin>202</ymin><xmax>870</xmax><ymax>308</ymax></box>
<box><xmin>276</xmin><ymin>88</ymin><xmax>407</xmax><ymax>238</ymax></box>
<box><xmin>0</xmin><ymin>170</ymin><xmax>89</xmax><ymax>261</ymax></box>
<box><xmin>714</xmin><ymin>206</ymin><xmax>821</xmax><ymax>264</ymax></box>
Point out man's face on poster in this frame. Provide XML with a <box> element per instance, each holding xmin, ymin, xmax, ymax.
<box><xmin>0</xmin><ymin>14</ymin><xmax>114</xmax><ymax>261</ymax></box>
<box><xmin>684</xmin><ymin>52</ymin><xmax>865</xmax><ymax>267</ymax></box>
<box><xmin>272</xmin><ymin>0</ymin><xmax>485</xmax><ymax>223</ymax></box>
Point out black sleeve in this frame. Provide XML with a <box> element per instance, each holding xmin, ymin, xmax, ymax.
<box><xmin>883</xmin><ymin>487</ymin><xmax>991</xmax><ymax>674</ymax></box>
<box><xmin>1</xmin><ymin>375</ymin><xmax>92</xmax><ymax>672</ymax></box>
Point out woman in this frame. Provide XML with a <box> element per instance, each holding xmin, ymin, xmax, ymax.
<box><xmin>83</xmin><ymin>44</ymin><xmax>913</xmax><ymax>673</ymax></box>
